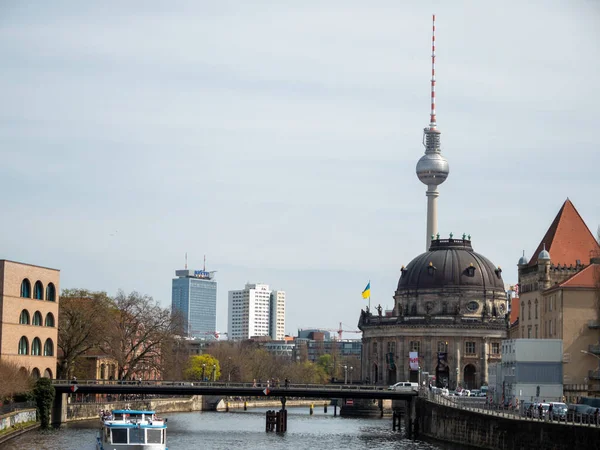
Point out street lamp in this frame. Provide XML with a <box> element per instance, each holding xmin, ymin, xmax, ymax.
<box><xmin>202</xmin><ymin>363</ymin><xmax>206</xmax><ymax>382</ymax></box>
<box><xmin>228</xmin><ymin>357</ymin><xmax>232</xmax><ymax>382</ymax></box>
<box><xmin>350</xmin><ymin>366</ymin><xmax>354</xmax><ymax>384</ymax></box>
<box><xmin>344</xmin><ymin>365</ymin><xmax>348</xmax><ymax>384</ymax></box>
<box><xmin>212</xmin><ymin>364</ymin><xmax>216</xmax><ymax>382</ymax></box>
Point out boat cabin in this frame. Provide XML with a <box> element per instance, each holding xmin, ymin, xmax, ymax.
<box><xmin>99</xmin><ymin>409</ymin><xmax>167</xmax><ymax>448</ymax></box>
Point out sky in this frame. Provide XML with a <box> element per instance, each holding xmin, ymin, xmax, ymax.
<box><xmin>1</xmin><ymin>1</ymin><xmax>599</xmax><ymax>338</ymax></box>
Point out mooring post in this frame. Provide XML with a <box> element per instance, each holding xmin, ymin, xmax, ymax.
<box><xmin>379</xmin><ymin>399</ymin><xmax>383</xmax><ymax>418</ymax></box>
<box><xmin>309</xmin><ymin>403</ymin><xmax>314</xmax><ymax>415</ymax></box>
<box><xmin>334</xmin><ymin>402</ymin><xmax>337</xmax><ymax>417</ymax></box>
<box><xmin>280</xmin><ymin>396</ymin><xmax>286</xmax><ymax>411</ymax></box>
<box><xmin>244</xmin><ymin>401</ymin><xmax>247</xmax><ymax>411</ymax></box>
<box><xmin>324</xmin><ymin>402</ymin><xmax>327</xmax><ymax>413</ymax></box>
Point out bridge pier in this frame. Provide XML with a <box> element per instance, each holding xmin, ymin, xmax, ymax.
<box><xmin>404</xmin><ymin>398</ymin><xmax>418</xmax><ymax>439</ymax></box>
<box><xmin>51</xmin><ymin>393</ymin><xmax>68</xmax><ymax>427</ymax></box>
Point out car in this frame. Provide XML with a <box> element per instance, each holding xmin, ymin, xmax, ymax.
<box><xmin>388</xmin><ymin>381</ymin><xmax>418</xmax><ymax>392</ymax></box>
<box><xmin>567</xmin><ymin>404</ymin><xmax>597</xmax><ymax>423</ymax></box>
<box><xmin>470</xmin><ymin>389</ymin><xmax>481</xmax><ymax>397</ymax></box>
<box><xmin>548</xmin><ymin>402</ymin><xmax>567</xmax><ymax>421</ymax></box>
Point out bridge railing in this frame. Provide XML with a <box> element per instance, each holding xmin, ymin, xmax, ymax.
<box><xmin>422</xmin><ymin>390</ymin><xmax>600</xmax><ymax>427</ymax></box>
<box><xmin>51</xmin><ymin>379</ymin><xmax>390</xmax><ymax>392</ymax></box>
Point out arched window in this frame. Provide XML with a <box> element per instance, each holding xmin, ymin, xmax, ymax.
<box><xmin>18</xmin><ymin>336</ymin><xmax>29</xmax><ymax>355</ymax></box>
<box><xmin>528</xmin><ymin>301</ymin><xmax>531</xmax><ymax>320</ymax></box>
<box><xmin>43</xmin><ymin>368</ymin><xmax>53</xmax><ymax>378</ymax></box>
<box><xmin>520</xmin><ymin>301</ymin><xmax>524</xmax><ymax>319</ymax></box>
<box><xmin>45</xmin><ymin>283</ymin><xmax>56</xmax><ymax>302</ymax></box>
<box><xmin>31</xmin><ymin>337</ymin><xmax>41</xmax><ymax>355</ymax></box>
<box><xmin>32</xmin><ymin>311</ymin><xmax>43</xmax><ymax>326</ymax></box>
<box><xmin>19</xmin><ymin>310</ymin><xmax>30</xmax><ymax>325</ymax></box>
<box><xmin>20</xmin><ymin>279</ymin><xmax>31</xmax><ymax>298</ymax></box>
<box><xmin>34</xmin><ymin>281</ymin><xmax>43</xmax><ymax>299</ymax></box>
<box><xmin>535</xmin><ymin>299</ymin><xmax>538</xmax><ymax>319</ymax></box>
<box><xmin>45</xmin><ymin>313</ymin><xmax>55</xmax><ymax>327</ymax></box>
<box><xmin>44</xmin><ymin>339</ymin><xmax>54</xmax><ymax>356</ymax></box>
<box><xmin>31</xmin><ymin>368</ymin><xmax>41</xmax><ymax>379</ymax></box>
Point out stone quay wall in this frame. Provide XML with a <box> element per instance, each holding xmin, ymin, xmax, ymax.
<box><xmin>417</xmin><ymin>398</ymin><xmax>600</xmax><ymax>450</ymax></box>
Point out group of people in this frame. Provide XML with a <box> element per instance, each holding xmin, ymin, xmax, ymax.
<box><xmin>252</xmin><ymin>378</ymin><xmax>290</xmax><ymax>388</ymax></box>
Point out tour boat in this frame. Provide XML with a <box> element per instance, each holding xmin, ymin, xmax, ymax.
<box><xmin>96</xmin><ymin>409</ymin><xmax>168</xmax><ymax>450</ymax></box>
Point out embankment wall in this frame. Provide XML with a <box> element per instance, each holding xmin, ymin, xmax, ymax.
<box><xmin>417</xmin><ymin>398</ymin><xmax>600</xmax><ymax>450</ymax></box>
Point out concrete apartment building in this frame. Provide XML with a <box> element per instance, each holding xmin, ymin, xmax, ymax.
<box><xmin>0</xmin><ymin>260</ymin><xmax>60</xmax><ymax>379</ymax></box>
<box><xmin>512</xmin><ymin>199</ymin><xmax>600</xmax><ymax>392</ymax></box>
<box><xmin>228</xmin><ymin>283</ymin><xmax>286</xmax><ymax>340</ymax></box>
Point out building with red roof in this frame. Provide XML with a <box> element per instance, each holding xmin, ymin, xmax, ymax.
<box><xmin>513</xmin><ymin>199</ymin><xmax>600</xmax><ymax>400</ymax></box>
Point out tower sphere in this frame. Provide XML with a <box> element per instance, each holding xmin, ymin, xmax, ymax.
<box><xmin>416</xmin><ymin>152</ymin><xmax>449</xmax><ymax>186</ymax></box>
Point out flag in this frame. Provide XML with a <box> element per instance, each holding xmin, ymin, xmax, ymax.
<box><xmin>362</xmin><ymin>281</ymin><xmax>371</xmax><ymax>299</ymax></box>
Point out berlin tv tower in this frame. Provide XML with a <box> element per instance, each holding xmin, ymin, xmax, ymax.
<box><xmin>416</xmin><ymin>14</ymin><xmax>449</xmax><ymax>250</ymax></box>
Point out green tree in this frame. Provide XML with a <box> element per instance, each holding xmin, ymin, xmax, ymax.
<box><xmin>184</xmin><ymin>354</ymin><xmax>221</xmax><ymax>381</ymax></box>
<box><xmin>33</xmin><ymin>378</ymin><xmax>55</xmax><ymax>430</ymax></box>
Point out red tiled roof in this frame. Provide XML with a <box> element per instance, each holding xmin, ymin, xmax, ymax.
<box><xmin>529</xmin><ymin>199</ymin><xmax>600</xmax><ymax>266</ymax></box>
<box><xmin>558</xmin><ymin>264</ymin><xmax>600</xmax><ymax>289</ymax></box>
<box><xmin>510</xmin><ymin>297</ymin><xmax>520</xmax><ymax>325</ymax></box>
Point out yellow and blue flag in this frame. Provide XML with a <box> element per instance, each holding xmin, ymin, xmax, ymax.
<box><xmin>362</xmin><ymin>281</ymin><xmax>371</xmax><ymax>299</ymax></box>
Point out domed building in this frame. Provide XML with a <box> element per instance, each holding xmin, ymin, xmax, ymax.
<box><xmin>357</xmin><ymin>16</ymin><xmax>507</xmax><ymax>389</ymax></box>
<box><xmin>358</xmin><ymin>236</ymin><xmax>508</xmax><ymax>389</ymax></box>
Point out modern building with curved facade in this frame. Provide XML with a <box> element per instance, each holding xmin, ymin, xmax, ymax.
<box><xmin>0</xmin><ymin>259</ymin><xmax>59</xmax><ymax>379</ymax></box>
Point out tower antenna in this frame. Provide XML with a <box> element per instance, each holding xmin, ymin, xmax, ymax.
<box><xmin>203</xmin><ymin>254</ymin><xmax>206</xmax><ymax>272</ymax></box>
<box><xmin>430</xmin><ymin>14</ymin><xmax>437</xmax><ymax>127</ymax></box>
<box><xmin>185</xmin><ymin>252</ymin><xmax>188</xmax><ymax>270</ymax></box>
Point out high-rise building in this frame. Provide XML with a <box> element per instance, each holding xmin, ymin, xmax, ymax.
<box><xmin>228</xmin><ymin>283</ymin><xmax>286</xmax><ymax>340</ymax></box>
<box><xmin>171</xmin><ymin>268</ymin><xmax>217</xmax><ymax>339</ymax></box>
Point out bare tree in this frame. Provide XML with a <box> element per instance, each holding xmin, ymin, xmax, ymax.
<box><xmin>0</xmin><ymin>360</ymin><xmax>32</xmax><ymax>401</ymax></box>
<box><xmin>100</xmin><ymin>290</ymin><xmax>180</xmax><ymax>380</ymax></box>
<box><xmin>58</xmin><ymin>289</ymin><xmax>111</xmax><ymax>378</ymax></box>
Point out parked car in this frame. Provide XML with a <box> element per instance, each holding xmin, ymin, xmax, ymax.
<box><xmin>470</xmin><ymin>389</ymin><xmax>481</xmax><ymax>397</ymax></box>
<box><xmin>567</xmin><ymin>404</ymin><xmax>597</xmax><ymax>423</ymax></box>
<box><xmin>388</xmin><ymin>381</ymin><xmax>418</xmax><ymax>392</ymax></box>
<box><xmin>548</xmin><ymin>402</ymin><xmax>567</xmax><ymax>421</ymax></box>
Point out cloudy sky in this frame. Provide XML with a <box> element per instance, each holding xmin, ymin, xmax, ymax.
<box><xmin>2</xmin><ymin>1</ymin><xmax>599</xmax><ymax>337</ymax></box>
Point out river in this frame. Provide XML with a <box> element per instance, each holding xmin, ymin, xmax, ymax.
<box><xmin>3</xmin><ymin>407</ymin><xmax>462</xmax><ymax>449</ymax></box>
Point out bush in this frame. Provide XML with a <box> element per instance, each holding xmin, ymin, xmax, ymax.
<box><xmin>33</xmin><ymin>378</ymin><xmax>55</xmax><ymax>429</ymax></box>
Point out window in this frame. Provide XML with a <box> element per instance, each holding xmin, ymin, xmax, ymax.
<box><xmin>46</xmin><ymin>283</ymin><xmax>56</xmax><ymax>301</ymax></box>
<box><xmin>31</xmin><ymin>338</ymin><xmax>41</xmax><ymax>355</ymax></box>
<box><xmin>535</xmin><ymin>325</ymin><xmax>538</xmax><ymax>338</ymax></box>
<box><xmin>492</xmin><ymin>342</ymin><xmax>500</xmax><ymax>355</ymax></box>
<box><xmin>527</xmin><ymin>327</ymin><xmax>532</xmax><ymax>338</ymax></box>
<box><xmin>528</xmin><ymin>301</ymin><xmax>531</xmax><ymax>320</ymax></box>
<box><xmin>20</xmin><ymin>279</ymin><xmax>31</xmax><ymax>298</ymax></box>
<box><xmin>410</xmin><ymin>341</ymin><xmax>420</xmax><ymax>353</ymax></box>
<box><xmin>437</xmin><ymin>341</ymin><xmax>448</xmax><ymax>352</ymax></box>
<box><xmin>112</xmin><ymin>429</ymin><xmax>128</xmax><ymax>444</ymax></box>
<box><xmin>45</xmin><ymin>313</ymin><xmax>55</xmax><ymax>327</ymax></box>
<box><xmin>34</xmin><ymin>281</ymin><xmax>43</xmax><ymax>300</ymax></box>
<box><xmin>535</xmin><ymin>299</ymin><xmax>538</xmax><ymax>319</ymax></box>
<box><xmin>372</xmin><ymin>342</ymin><xmax>377</xmax><ymax>354</ymax></box>
<box><xmin>19</xmin><ymin>310</ymin><xmax>30</xmax><ymax>325</ymax></box>
<box><xmin>465</xmin><ymin>342</ymin><xmax>476</xmax><ymax>355</ymax></box>
<box><xmin>32</xmin><ymin>311</ymin><xmax>43</xmax><ymax>326</ymax></box>
<box><xmin>18</xmin><ymin>336</ymin><xmax>29</xmax><ymax>355</ymax></box>
<box><xmin>520</xmin><ymin>301</ymin><xmax>524</xmax><ymax>319</ymax></box>
<box><xmin>387</xmin><ymin>341</ymin><xmax>396</xmax><ymax>354</ymax></box>
<box><xmin>44</xmin><ymin>339</ymin><xmax>54</xmax><ymax>356</ymax></box>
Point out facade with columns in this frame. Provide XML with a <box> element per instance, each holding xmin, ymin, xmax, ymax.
<box><xmin>358</xmin><ymin>237</ymin><xmax>507</xmax><ymax>390</ymax></box>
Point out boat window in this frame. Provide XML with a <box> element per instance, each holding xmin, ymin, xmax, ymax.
<box><xmin>113</xmin><ymin>413</ymin><xmax>123</xmax><ymax>420</ymax></box>
<box><xmin>111</xmin><ymin>429</ymin><xmax>128</xmax><ymax>444</ymax></box>
<box><xmin>130</xmin><ymin>428</ymin><xmax>145</xmax><ymax>444</ymax></box>
<box><xmin>147</xmin><ymin>429</ymin><xmax>163</xmax><ymax>444</ymax></box>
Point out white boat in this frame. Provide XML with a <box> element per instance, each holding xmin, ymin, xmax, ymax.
<box><xmin>96</xmin><ymin>409</ymin><xmax>168</xmax><ymax>450</ymax></box>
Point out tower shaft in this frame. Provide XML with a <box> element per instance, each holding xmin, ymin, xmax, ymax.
<box><xmin>426</xmin><ymin>186</ymin><xmax>439</xmax><ymax>249</ymax></box>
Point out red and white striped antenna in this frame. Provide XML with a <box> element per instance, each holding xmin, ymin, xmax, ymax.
<box><xmin>430</xmin><ymin>14</ymin><xmax>437</xmax><ymax>128</ymax></box>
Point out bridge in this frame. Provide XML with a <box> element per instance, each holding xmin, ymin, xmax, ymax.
<box><xmin>50</xmin><ymin>380</ymin><xmax>419</xmax><ymax>434</ymax></box>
